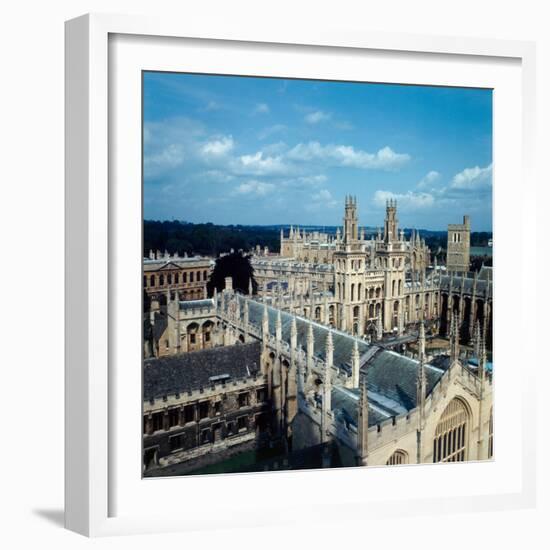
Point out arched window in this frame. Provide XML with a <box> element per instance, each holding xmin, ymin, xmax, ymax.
<box><xmin>433</xmin><ymin>398</ymin><xmax>469</xmax><ymax>463</ymax></box>
<box><xmin>175</xmin><ymin>273</ymin><xmax>179</xmax><ymax>284</ymax></box>
<box><xmin>190</xmin><ymin>272</ymin><xmax>194</xmax><ymax>283</ymax></box>
<box><xmin>159</xmin><ymin>275</ymin><xmax>164</xmax><ymax>286</ymax></box>
<box><xmin>351</xmin><ymin>284</ymin><xmax>355</xmax><ymax>302</ymax></box>
<box><xmin>358</xmin><ymin>283</ymin><xmax>362</xmax><ymax>300</ymax></box>
<box><xmin>197</xmin><ymin>271</ymin><xmax>201</xmax><ymax>282</ymax></box>
<box><xmin>386</xmin><ymin>450</ymin><xmax>408</xmax><ymax>465</ymax></box>
<box><xmin>203</xmin><ymin>270</ymin><xmax>208</xmax><ymax>280</ymax></box>
<box><xmin>150</xmin><ymin>275</ymin><xmax>156</xmax><ymax>287</ymax></box>
<box><xmin>183</xmin><ymin>272</ymin><xmax>187</xmax><ymax>283</ymax></box>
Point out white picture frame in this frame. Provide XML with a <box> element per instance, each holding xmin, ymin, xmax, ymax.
<box><xmin>65</xmin><ymin>13</ymin><xmax>537</xmax><ymax>537</ymax></box>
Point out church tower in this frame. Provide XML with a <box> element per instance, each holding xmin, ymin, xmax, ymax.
<box><xmin>378</xmin><ymin>200</ymin><xmax>407</xmax><ymax>333</ymax></box>
<box><xmin>333</xmin><ymin>196</ymin><xmax>367</xmax><ymax>336</ymax></box>
<box><xmin>446</xmin><ymin>215</ymin><xmax>471</xmax><ymax>273</ymax></box>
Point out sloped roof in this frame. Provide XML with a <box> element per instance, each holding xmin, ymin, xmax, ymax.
<box><xmin>362</xmin><ymin>349</ymin><xmax>442</xmax><ymax>412</ymax></box>
<box><xmin>143</xmin><ymin>341</ymin><xmax>262</xmax><ymax>401</ymax></box>
<box><xmin>244</xmin><ymin>297</ymin><xmax>370</xmax><ymax>369</ymax></box>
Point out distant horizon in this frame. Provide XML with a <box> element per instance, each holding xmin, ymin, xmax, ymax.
<box><xmin>144</xmin><ymin>73</ymin><xmax>493</xmax><ymax>231</ymax></box>
<box><xmin>143</xmin><ymin>218</ymin><xmax>493</xmax><ymax>234</ymax></box>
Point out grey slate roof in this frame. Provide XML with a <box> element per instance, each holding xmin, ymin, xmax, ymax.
<box><xmin>243</xmin><ymin>296</ymin><xmax>446</xmax><ymax>422</ymax></box>
<box><xmin>362</xmin><ymin>349</ymin><xmax>442</xmax><ymax>412</ymax></box>
<box><xmin>143</xmin><ymin>341</ymin><xmax>262</xmax><ymax>401</ymax></box>
<box><xmin>179</xmin><ymin>299</ymin><xmax>214</xmax><ymax>311</ymax></box>
<box><xmin>331</xmin><ymin>386</ymin><xmax>388</xmax><ymax>428</ymax></box>
<box><xmin>440</xmin><ymin>274</ymin><xmax>492</xmax><ymax>298</ymax></box>
<box><xmin>244</xmin><ymin>297</ymin><xmax>371</xmax><ymax>369</ymax></box>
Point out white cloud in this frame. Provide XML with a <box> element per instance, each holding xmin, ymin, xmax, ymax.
<box><xmin>201</xmin><ymin>170</ymin><xmax>235</xmax><ymax>183</ymax></box>
<box><xmin>417</xmin><ymin>170</ymin><xmax>441</xmax><ymax>189</ymax></box>
<box><xmin>288</xmin><ymin>142</ymin><xmax>410</xmax><ymax>170</ymax></box>
<box><xmin>201</xmin><ymin>135</ymin><xmax>234</xmax><ymax>156</ymax></box>
<box><xmin>233</xmin><ymin>180</ymin><xmax>275</xmax><ymax>197</ymax></box>
<box><xmin>451</xmin><ymin>163</ymin><xmax>492</xmax><ymax>190</ymax></box>
<box><xmin>258</xmin><ymin>124</ymin><xmax>286</xmax><ymax>140</ymax></box>
<box><xmin>305</xmin><ymin>110</ymin><xmax>331</xmax><ymax>124</ymax></box>
<box><xmin>144</xmin><ymin>144</ymin><xmax>185</xmax><ymax>175</ymax></box>
<box><xmin>306</xmin><ymin>188</ymin><xmax>338</xmax><ymax>210</ymax></box>
<box><xmin>373</xmin><ymin>190</ymin><xmax>435</xmax><ymax>210</ymax></box>
<box><xmin>261</xmin><ymin>141</ymin><xmax>288</xmax><ymax>156</ymax></box>
<box><xmin>253</xmin><ymin>103</ymin><xmax>270</xmax><ymax>114</ymax></box>
<box><xmin>297</xmin><ymin>174</ymin><xmax>328</xmax><ymax>185</ymax></box>
<box><xmin>235</xmin><ymin>151</ymin><xmax>288</xmax><ymax>176</ymax></box>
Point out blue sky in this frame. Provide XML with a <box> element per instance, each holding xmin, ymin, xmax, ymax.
<box><xmin>143</xmin><ymin>72</ymin><xmax>492</xmax><ymax>231</ymax></box>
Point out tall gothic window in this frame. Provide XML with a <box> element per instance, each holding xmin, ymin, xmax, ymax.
<box><xmin>433</xmin><ymin>398</ymin><xmax>469</xmax><ymax>463</ymax></box>
<box><xmin>386</xmin><ymin>450</ymin><xmax>408</xmax><ymax>465</ymax></box>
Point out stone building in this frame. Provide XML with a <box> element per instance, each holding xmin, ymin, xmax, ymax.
<box><xmin>257</xmin><ymin>198</ymin><xmax>443</xmax><ymax>337</ymax></box>
<box><xmin>143</xmin><ymin>341</ymin><xmax>271</xmax><ymax>473</ymax></box>
<box><xmin>142</xmin><ymin>197</ymin><xmax>493</xmax><ymax>474</ymax></box>
<box><xmin>446</xmin><ymin>215</ymin><xmax>471</xmax><ymax>273</ymax></box>
<box><xmin>143</xmin><ymin>252</ymin><xmax>213</xmax><ymax>306</ymax></box>
<box><xmin>143</xmin><ymin>279</ymin><xmax>493</xmax><ymax>473</ymax></box>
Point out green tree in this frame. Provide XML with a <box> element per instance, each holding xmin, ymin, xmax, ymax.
<box><xmin>207</xmin><ymin>252</ymin><xmax>258</xmax><ymax>296</ymax></box>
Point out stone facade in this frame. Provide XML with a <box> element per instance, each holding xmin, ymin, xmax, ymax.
<box><xmin>143</xmin><ymin>253</ymin><xmax>213</xmax><ymax>306</ymax></box>
<box><xmin>447</xmin><ymin>215</ymin><xmax>471</xmax><ymax>273</ymax></box>
<box><xmin>142</xmin><ymin>198</ymin><xmax>493</xmax><ymax>474</ymax></box>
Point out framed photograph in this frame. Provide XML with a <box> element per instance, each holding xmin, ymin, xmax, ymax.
<box><xmin>65</xmin><ymin>13</ymin><xmax>536</xmax><ymax>536</ymax></box>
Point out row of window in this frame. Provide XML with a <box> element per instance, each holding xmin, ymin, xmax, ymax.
<box><xmin>144</xmin><ymin>269</ymin><xmax>209</xmax><ymax>288</ymax></box>
<box><xmin>336</xmin><ymin>283</ymin><xmax>383</xmax><ymax>301</ymax></box>
<box><xmin>144</xmin><ymin>390</ymin><xmax>266</xmax><ymax>435</ymax></box>
<box><xmin>168</xmin><ymin>415</ymin><xmax>252</xmax><ymax>451</ymax></box>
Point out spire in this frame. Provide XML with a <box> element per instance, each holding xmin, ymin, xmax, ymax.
<box><xmin>325</xmin><ymin>330</ymin><xmax>334</xmax><ymax>368</ymax></box>
<box><xmin>262</xmin><ymin>304</ymin><xmax>269</xmax><ymax>340</ymax></box>
<box><xmin>351</xmin><ymin>339</ymin><xmax>360</xmax><ymax>387</ymax></box>
<box><xmin>357</xmin><ymin>377</ymin><xmax>369</xmax><ymax>465</ymax></box>
<box><xmin>478</xmin><ymin>330</ymin><xmax>487</xmax><ymax>380</ymax></box>
<box><xmin>473</xmin><ymin>320</ymin><xmax>481</xmax><ymax>360</ymax></box>
<box><xmin>418</xmin><ymin>321</ymin><xmax>426</xmax><ymax>363</ymax></box>
<box><xmin>416</xmin><ymin>322</ymin><xmax>427</xmax><ymax>432</ymax></box>
<box><xmin>321</xmin><ymin>331</ymin><xmax>333</xmax><ymax>444</ymax></box>
<box><xmin>243</xmin><ymin>298</ymin><xmax>249</xmax><ymax>328</ymax></box>
<box><xmin>290</xmin><ymin>316</ymin><xmax>297</xmax><ymax>348</ymax></box>
<box><xmin>376</xmin><ymin>311</ymin><xmax>383</xmax><ymax>341</ymax></box>
<box><xmin>248</xmin><ymin>277</ymin><xmax>253</xmax><ymax>296</ymax></box>
<box><xmin>450</xmin><ymin>311</ymin><xmax>460</xmax><ymax>363</ymax></box>
<box><xmin>307</xmin><ymin>323</ymin><xmax>314</xmax><ymax>356</ymax></box>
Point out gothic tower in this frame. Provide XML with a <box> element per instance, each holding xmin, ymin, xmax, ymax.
<box><xmin>446</xmin><ymin>215</ymin><xmax>471</xmax><ymax>273</ymax></box>
<box><xmin>333</xmin><ymin>196</ymin><xmax>367</xmax><ymax>335</ymax></box>
<box><xmin>378</xmin><ymin>200</ymin><xmax>407</xmax><ymax>333</ymax></box>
